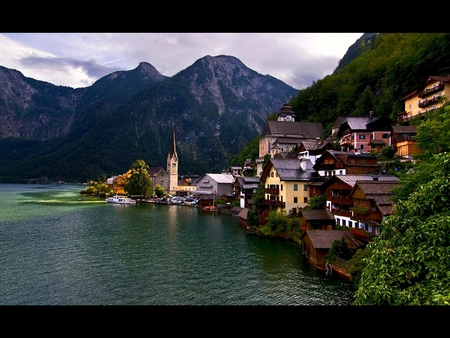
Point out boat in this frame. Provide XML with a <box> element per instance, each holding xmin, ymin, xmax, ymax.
<box><xmin>105</xmin><ymin>195</ymin><xmax>137</xmax><ymax>205</ymax></box>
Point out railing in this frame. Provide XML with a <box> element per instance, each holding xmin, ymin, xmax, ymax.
<box><xmin>265</xmin><ymin>188</ymin><xmax>279</xmax><ymax>194</ymax></box>
<box><xmin>265</xmin><ymin>200</ymin><xmax>285</xmax><ymax>208</ymax></box>
<box><xmin>332</xmin><ymin>255</ymin><xmax>350</xmax><ymax>270</ymax></box>
<box><xmin>418</xmin><ymin>82</ymin><xmax>444</xmax><ymax>98</ymax></box>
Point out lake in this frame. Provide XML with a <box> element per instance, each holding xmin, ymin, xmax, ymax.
<box><xmin>0</xmin><ymin>183</ymin><xmax>354</xmax><ymax>305</ymax></box>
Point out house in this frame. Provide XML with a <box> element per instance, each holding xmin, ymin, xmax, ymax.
<box><xmin>301</xmin><ymin>230</ymin><xmax>365</xmax><ymax>270</ymax></box>
<box><xmin>319</xmin><ymin>174</ymin><xmax>399</xmax><ymax>230</ymax></box>
<box><xmin>391</xmin><ymin>125</ymin><xmax>420</xmax><ymax>159</ymax></box>
<box><xmin>300</xmin><ymin>209</ymin><xmax>336</xmax><ymax>231</ymax></box>
<box><xmin>106</xmin><ymin>170</ymin><xmax>132</xmax><ymax>194</ymax></box>
<box><xmin>349</xmin><ymin>179</ymin><xmax>399</xmax><ymax>236</ymax></box>
<box><xmin>336</xmin><ymin>111</ymin><xmax>392</xmax><ymax>154</ymax></box>
<box><xmin>313</xmin><ymin>149</ymin><xmax>379</xmax><ymax>177</ymax></box>
<box><xmin>396</xmin><ymin>75</ymin><xmax>450</xmax><ymax>123</ymax></box>
<box><xmin>297</xmin><ymin>137</ymin><xmax>335</xmax><ymax>166</ymax></box>
<box><xmin>233</xmin><ymin>175</ymin><xmax>261</xmax><ymax>209</ymax></box>
<box><xmin>260</xmin><ymin>157</ymin><xmax>321</xmax><ymax>215</ymax></box>
<box><xmin>193</xmin><ymin>173</ymin><xmax>235</xmax><ymax>206</ymax></box>
<box><xmin>256</xmin><ymin>103</ymin><xmax>325</xmax><ymax>175</ymax></box>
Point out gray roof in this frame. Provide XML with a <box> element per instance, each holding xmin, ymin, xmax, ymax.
<box><xmin>270</xmin><ymin>158</ymin><xmax>317</xmax><ymax>181</ymax></box>
<box><xmin>306</xmin><ymin>230</ymin><xmax>348</xmax><ymax>249</ymax></box>
<box><xmin>337</xmin><ymin>174</ymin><xmax>399</xmax><ymax>187</ymax></box>
<box><xmin>301</xmin><ymin>209</ymin><xmax>335</xmax><ymax>221</ymax></box>
<box><xmin>262</xmin><ymin>121</ymin><xmax>325</xmax><ymax>139</ymax></box>
<box><xmin>341</xmin><ymin>116</ymin><xmax>381</xmax><ymax>130</ymax></box>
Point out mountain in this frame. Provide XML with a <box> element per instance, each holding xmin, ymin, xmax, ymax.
<box><xmin>0</xmin><ymin>55</ymin><xmax>298</xmax><ymax>182</ymax></box>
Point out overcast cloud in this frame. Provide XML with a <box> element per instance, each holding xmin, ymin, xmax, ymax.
<box><xmin>0</xmin><ymin>33</ymin><xmax>363</xmax><ymax>90</ymax></box>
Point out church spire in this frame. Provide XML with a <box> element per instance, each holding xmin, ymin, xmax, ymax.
<box><xmin>170</xmin><ymin>123</ymin><xmax>177</xmax><ymax>157</ymax></box>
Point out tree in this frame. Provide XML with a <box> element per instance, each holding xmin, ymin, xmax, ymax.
<box><xmin>354</xmin><ymin>152</ymin><xmax>450</xmax><ymax>305</ymax></box>
<box><xmin>414</xmin><ymin>104</ymin><xmax>450</xmax><ymax>161</ymax></box>
<box><xmin>307</xmin><ymin>195</ymin><xmax>326</xmax><ymax>209</ymax></box>
<box><xmin>124</xmin><ymin>159</ymin><xmax>152</xmax><ymax>196</ymax></box>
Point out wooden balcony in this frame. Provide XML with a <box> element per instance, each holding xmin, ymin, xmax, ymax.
<box><xmin>418</xmin><ymin>82</ymin><xmax>444</xmax><ymax>98</ymax></box>
<box><xmin>265</xmin><ymin>188</ymin><xmax>279</xmax><ymax>194</ymax></box>
<box><xmin>265</xmin><ymin>200</ymin><xmax>285</xmax><ymax>208</ymax></box>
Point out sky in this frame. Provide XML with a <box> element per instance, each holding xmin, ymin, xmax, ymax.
<box><xmin>0</xmin><ymin>33</ymin><xmax>363</xmax><ymax>90</ymax></box>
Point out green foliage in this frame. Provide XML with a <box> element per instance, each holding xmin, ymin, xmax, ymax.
<box><xmin>228</xmin><ymin>136</ymin><xmax>260</xmax><ymax>168</ymax></box>
<box><xmin>265</xmin><ymin>209</ymin><xmax>290</xmax><ymax>232</ymax></box>
<box><xmin>154</xmin><ymin>184</ymin><xmax>165</xmax><ymax>197</ymax></box>
<box><xmin>290</xmin><ymin>33</ymin><xmax>450</xmax><ymax>134</ymax></box>
<box><xmin>124</xmin><ymin>159</ymin><xmax>152</xmax><ymax>196</ymax></box>
<box><xmin>246</xmin><ymin>209</ymin><xmax>258</xmax><ymax>227</ymax></box>
<box><xmin>326</xmin><ymin>238</ymin><xmax>357</xmax><ymax>262</ymax></box>
<box><xmin>347</xmin><ymin>247</ymin><xmax>372</xmax><ymax>288</ymax></box>
<box><xmin>253</xmin><ymin>183</ymin><xmax>267</xmax><ymax>213</ymax></box>
<box><xmin>307</xmin><ymin>195</ymin><xmax>326</xmax><ymax>209</ymax></box>
<box><xmin>354</xmin><ymin>152</ymin><xmax>450</xmax><ymax>305</ymax></box>
<box><xmin>414</xmin><ymin>104</ymin><xmax>450</xmax><ymax>161</ymax></box>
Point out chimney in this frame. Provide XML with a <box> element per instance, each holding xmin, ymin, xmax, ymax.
<box><xmin>369</xmin><ymin>111</ymin><xmax>374</xmax><ymax>119</ymax></box>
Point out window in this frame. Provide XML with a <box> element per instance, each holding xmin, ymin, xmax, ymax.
<box><xmin>303</xmin><ymin>184</ymin><xmax>308</xmax><ymax>191</ymax></box>
<box><xmin>303</xmin><ymin>197</ymin><xmax>308</xmax><ymax>203</ymax></box>
<box><xmin>293</xmin><ymin>184</ymin><xmax>298</xmax><ymax>191</ymax></box>
<box><xmin>408</xmin><ymin>103</ymin><xmax>412</xmax><ymax>109</ymax></box>
<box><xmin>359</xmin><ymin>134</ymin><xmax>366</xmax><ymax>140</ymax></box>
<box><xmin>360</xmin><ymin>144</ymin><xmax>365</xmax><ymax>150</ymax></box>
<box><xmin>382</xmin><ymin>133</ymin><xmax>389</xmax><ymax>138</ymax></box>
<box><xmin>294</xmin><ymin>197</ymin><xmax>298</xmax><ymax>203</ymax></box>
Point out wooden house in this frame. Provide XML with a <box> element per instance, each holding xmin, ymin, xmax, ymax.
<box><xmin>319</xmin><ymin>174</ymin><xmax>399</xmax><ymax>230</ymax></box>
<box><xmin>301</xmin><ymin>230</ymin><xmax>364</xmax><ymax>270</ymax></box>
<box><xmin>300</xmin><ymin>209</ymin><xmax>336</xmax><ymax>231</ymax></box>
<box><xmin>313</xmin><ymin>149</ymin><xmax>379</xmax><ymax>177</ymax></box>
<box><xmin>391</xmin><ymin>125</ymin><xmax>420</xmax><ymax>159</ymax></box>
<box><xmin>233</xmin><ymin>175</ymin><xmax>261</xmax><ymax>209</ymax></box>
<box><xmin>350</xmin><ymin>179</ymin><xmax>399</xmax><ymax>236</ymax></box>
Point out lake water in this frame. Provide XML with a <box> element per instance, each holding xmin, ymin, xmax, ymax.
<box><xmin>0</xmin><ymin>183</ymin><xmax>354</xmax><ymax>305</ymax></box>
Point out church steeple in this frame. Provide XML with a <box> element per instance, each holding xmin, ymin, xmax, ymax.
<box><xmin>170</xmin><ymin>123</ymin><xmax>178</xmax><ymax>159</ymax></box>
<box><xmin>167</xmin><ymin>123</ymin><xmax>178</xmax><ymax>194</ymax></box>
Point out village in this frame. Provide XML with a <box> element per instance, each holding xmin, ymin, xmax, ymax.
<box><xmin>94</xmin><ymin>75</ymin><xmax>450</xmax><ymax>278</ymax></box>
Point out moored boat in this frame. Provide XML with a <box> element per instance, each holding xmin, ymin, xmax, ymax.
<box><xmin>105</xmin><ymin>195</ymin><xmax>136</xmax><ymax>205</ymax></box>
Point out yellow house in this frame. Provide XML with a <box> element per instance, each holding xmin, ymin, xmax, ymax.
<box><xmin>397</xmin><ymin>75</ymin><xmax>450</xmax><ymax>123</ymax></box>
<box><xmin>106</xmin><ymin>170</ymin><xmax>132</xmax><ymax>195</ymax></box>
<box><xmin>260</xmin><ymin>157</ymin><xmax>321</xmax><ymax>215</ymax></box>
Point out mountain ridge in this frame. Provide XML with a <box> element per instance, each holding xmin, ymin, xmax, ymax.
<box><xmin>0</xmin><ymin>54</ymin><xmax>299</xmax><ymax>182</ymax></box>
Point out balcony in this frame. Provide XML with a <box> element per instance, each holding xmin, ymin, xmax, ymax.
<box><xmin>265</xmin><ymin>200</ymin><xmax>285</xmax><ymax>208</ymax></box>
<box><xmin>265</xmin><ymin>188</ymin><xmax>279</xmax><ymax>194</ymax></box>
<box><xmin>418</xmin><ymin>82</ymin><xmax>444</xmax><ymax>98</ymax></box>
<box><xmin>339</xmin><ymin>135</ymin><xmax>353</xmax><ymax>147</ymax></box>
<box><xmin>418</xmin><ymin>96</ymin><xmax>441</xmax><ymax>108</ymax></box>
<box><xmin>331</xmin><ymin>209</ymin><xmax>352</xmax><ymax>217</ymax></box>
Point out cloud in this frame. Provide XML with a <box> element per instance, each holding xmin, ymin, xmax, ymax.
<box><xmin>0</xmin><ymin>33</ymin><xmax>363</xmax><ymax>89</ymax></box>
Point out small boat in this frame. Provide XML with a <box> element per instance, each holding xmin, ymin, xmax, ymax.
<box><xmin>105</xmin><ymin>195</ymin><xmax>136</xmax><ymax>205</ymax></box>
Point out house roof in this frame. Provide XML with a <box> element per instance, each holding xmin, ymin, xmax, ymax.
<box><xmin>263</xmin><ymin>158</ymin><xmax>318</xmax><ymax>181</ymax></box>
<box><xmin>392</xmin><ymin>125</ymin><xmax>417</xmax><ymax>134</ymax></box>
<box><xmin>301</xmin><ymin>209</ymin><xmax>335</xmax><ymax>221</ymax></box>
<box><xmin>262</xmin><ymin>120</ymin><xmax>325</xmax><ymax>139</ymax></box>
<box><xmin>148</xmin><ymin>166</ymin><xmax>165</xmax><ymax>176</ymax></box>
<box><xmin>351</xmin><ymin>181</ymin><xmax>399</xmax><ymax>216</ymax></box>
<box><xmin>305</xmin><ymin>230</ymin><xmax>347</xmax><ymax>249</ymax></box>
<box><xmin>304</xmin><ymin>230</ymin><xmax>365</xmax><ymax>249</ymax></box>
<box><xmin>316</xmin><ymin>174</ymin><xmax>398</xmax><ymax>191</ymax></box>
<box><xmin>313</xmin><ymin>150</ymin><xmax>378</xmax><ymax>170</ymax></box>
